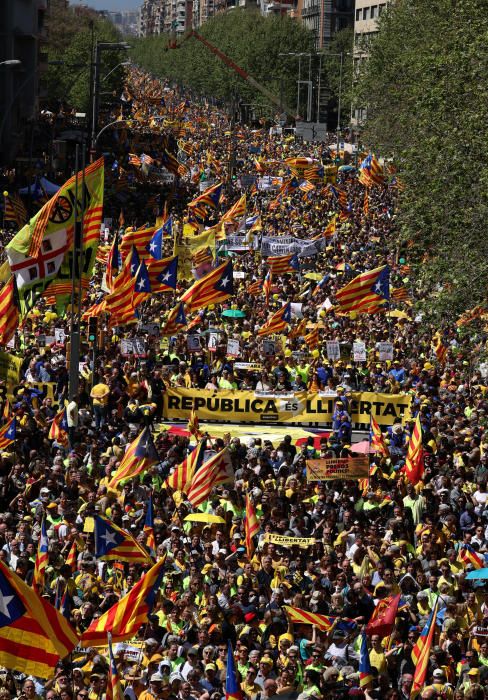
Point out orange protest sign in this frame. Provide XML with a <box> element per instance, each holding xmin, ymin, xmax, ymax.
<box><xmin>306</xmin><ymin>455</ymin><xmax>369</xmax><ymax>481</ymax></box>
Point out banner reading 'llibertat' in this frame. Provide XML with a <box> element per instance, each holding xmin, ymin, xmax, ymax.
<box><xmin>163</xmin><ymin>389</ymin><xmax>411</xmax><ymax>427</ymax></box>
<box><xmin>306</xmin><ymin>456</ymin><xmax>370</xmax><ymax>482</ymax></box>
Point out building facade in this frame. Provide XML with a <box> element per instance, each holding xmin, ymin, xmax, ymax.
<box><xmin>0</xmin><ymin>0</ymin><xmax>50</xmax><ymax>164</ymax></box>
<box><xmin>352</xmin><ymin>0</ymin><xmax>390</xmax><ymax>124</ymax></box>
<box><xmin>300</xmin><ymin>0</ymin><xmax>354</xmax><ymax>50</ymax></box>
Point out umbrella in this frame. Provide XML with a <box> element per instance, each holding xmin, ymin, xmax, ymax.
<box><xmin>222</xmin><ymin>309</ymin><xmax>246</xmax><ymax>318</ymax></box>
<box><xmin>338</xmin><ymin>165</ymin><xmax>356</xmax><ymax>172</ymax></box>
<box><xmin>466</xmin><ymin>568</ymin><xmax>488</xmax><ymax>580</ymax></box>
<box><xmin>184</xmin><ymin>513</ymin><xmax>226</xmax><ymax>524</ymax></box>
<box><xmin>350</xmin><ymin>440</ymin><xmax>374</xmax><ymax>454</ymax></box>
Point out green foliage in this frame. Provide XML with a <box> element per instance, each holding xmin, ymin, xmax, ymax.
<box><xmin>130</xmin><ymin>9</ymin><xmax>315</xmax><ymax>116</ymax></box>
<box><xmin>357</xmin><ymin>0</ymin><xmax>488</xmax><ymax>322</ymax></box>
<box><xmin>44</xmin><ymin>0</ymin><xmax>123</xmax><ymax>112</ymax></box>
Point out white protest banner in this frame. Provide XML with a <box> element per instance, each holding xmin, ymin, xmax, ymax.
<box><xmin>120</xmin><ymin>338</ymin><xmax>147</xmax><ymax>357</ymax></box>
<box><xmin>326</xmin><ymin>341</ymin><xmax>341</xmax><ymax>361</ymax></box>
<box><xmin>378</xmin><ymin>341</ymin><xmax>394</xmax><ymax>361</ymax></box>
<box><xmin>227</xmin><ymin>338</ymin><xmax>240</xmax><ymax>358</ymax></box>
<box><xmin>233</xmin><ymin>271</ymin><xmax>246</xmax><ymax>279</ymax></box>
<box><xmin>226</xmin><ymin>235</ymin><xmax>249</xmax><ymax>251</ymax></box>
<box><xmin>353</xmin><ymin>341</ymin><xmax>367</xmax><ymax>362</ymax></box>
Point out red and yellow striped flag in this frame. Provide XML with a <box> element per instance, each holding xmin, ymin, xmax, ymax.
<box><xmin>245</xmin><ymin>495</ymin><xmax>259</xmax><ymax>558</ymax></box>
<box><xmin>179</xmin><ymin>260</ymin><xmax>233</xmax><ymax>313</ymax></box>
<box><xmin>66</xmin><ymin>540</ymin><xmax>77</xmax><ymax>573</ymax></box>
<box><xmin>434</xmin><ymin>334</ymin><xmax>448</xmax><ymax>365</ymax></box>
<box><xmin>33</xmin><ymin>518</ymin><xmax>49</xmax><ymax>593</ymax></box>
<box><xmin>0</xmin><ymin>559</ymin><xmax>78</xmax><ymax>677</ymax></box>
<box><xmin>0</xmin><ymin>277</ymin><xmax>19</xmax><ymax>346</ymax></box>
<box><xmin>186</xmin><ymin>448</ymin><xmax>234</xmax><ymax>507</ymax></box>
<box><xmin>107</xmin><ymin>427</ymin><xmax>159</xmax><ymax>489</ymax></box>
<box><xmin>164</xmin><ymin>439</ymin><xmax>207</xmax><ymax>494</ymax></box>
<box><xmin>289</xmin><ymin>318</ymin><xmax>307</xmax><ymax>339</ymax></box>
<box><xmin>404</xmin><ymin>415</ymin><xmax>424</xmax><ymax>486</ymax></box>
<box><xmin>188</xmin><ymin>409</ymin><xmax>202</xmax><ymax>439</ymax></box>
<box><xmin>303</xmin><ymin>324</ymin><xmax>319</xmax><ymax>349</ymax></box>
<box><xmin>335</xmin><ymin>265</ymin><xmax>390</xmax><ymax>314</ymax></box>
<box><xmin>370</xmin><ymin>415</ymin><xmax>389</xmax><ymax>457</ymax></box>
<box><xmin>80</xmin><ymin>556</ymin><xmax>166</xmax><ymax>647</ymax></box>
<box><xmin>257</xmin><ymin>302</ymin><xmax>292</xmax><ymax>337</ymax></box>
<box><xmin>283</xmin><ymin>605</ymin><xmax>338</xmax><ymax>631</ymax></box>
<box><xmin>107</xmin><ymin>634</ymin><xmax>124</xmax><ymax>700</ymax></box>
<box><xmin>391</xmin><ymin>286</ymin><xmax>409</xmax><ymax>302</ymax></box>
<box><xmin>263</xmin><ymin>271</ymin><xmax>272</xmax><ymax>306</ymax></box>
<box><xmin>247</xmin><ymin>280</ymin><xmax>262</xmax><ymax>296</ymax></box>
<box><xmin>411</xmin><ymin>598</ymin><xmax>439</xmax><ymax>697</ymax></box>
<box><xmin>267</xmin><ymin>254</ymin><xmax>299</xmax><ymax>276</ymax></box>
<box><xmin>222</xmin><ymin>195</ymin><xmax>246</xmax><ymax>222</ymax></box>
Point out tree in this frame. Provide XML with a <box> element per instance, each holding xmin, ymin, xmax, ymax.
<box><xmin>130</xmin><ymin>9</ymin><xmax>315</xmax><ymax>118</ymax></box>
<box><xmin>43</xmin><ymin>1</ymin><xmax>123</xmax><ymax>112</ymax></box>
<box><xmin>356</xmin><ymin>0</ymin><xmax>488</xmax><ymax>322</ymax></box>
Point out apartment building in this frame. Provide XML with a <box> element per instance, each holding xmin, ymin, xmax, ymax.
<box><xmin>300</xmin><ymin>0</ymin><xmax>354</xmax><ymax>51</ymax></box>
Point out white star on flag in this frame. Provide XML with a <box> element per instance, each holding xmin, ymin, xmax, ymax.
<box><xmin>0</xmin><ymin>593</ymin><xmax>14</xmax><ymax>619</ymax></box>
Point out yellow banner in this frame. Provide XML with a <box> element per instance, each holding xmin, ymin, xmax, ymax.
<box><xmin>263</xmin><ymin>533</ymin><xmax>315</xmax><ymax>548</ymax></box>
<box><xmin>306</xmin><ymin>456</ymin><xmax>370</xmax><ymax>481</ymax></box>
<box><xmin>0</xmin><ymin>352</ymin><xmax>23</xmax><ymax>385</ymax></box>
<box><xmin>174</xmin><ymin>226</ymin><xmax>217</xmax><ymax>280</ymax></box>
<box><xmin>164</xmin><ymin>389</ymin><xmax>411</xmax><ymax>427</ymax></box>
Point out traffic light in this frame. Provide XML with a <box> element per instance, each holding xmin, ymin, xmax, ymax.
<box><xmin>88</xmin><ymin>317</ymin><xmax>97</xmax><ymax>342</ymax></box>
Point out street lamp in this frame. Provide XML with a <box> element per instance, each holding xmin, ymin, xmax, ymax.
<box><xmin>101</xmin><ymin>61</ymin><xmax>131</xmax><ymax>83</ymax></box>
<box><xmin>0</xmin><ymin>60</ymin><xmax>22</xmax><ymax>67</ymax></box>
<box><xmin>90</xmin><ymin>42</ymin><xmax>131</xmax><ymax>153</ymax></box>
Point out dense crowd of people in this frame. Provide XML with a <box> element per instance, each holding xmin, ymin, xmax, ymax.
<box><xmin>0</xmin><ymin>67</ymin><xmax>487</xmax><ymax>700</ymax></box>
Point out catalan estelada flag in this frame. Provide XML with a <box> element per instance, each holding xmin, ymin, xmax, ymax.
<box><xmin>322</xmin><ymin>214</ymin><xmax>337</xmax><ymax>238</ymax></box>
<box><xmin>391</xmin><ymin>286</ymin><xmax>409</xmax><ymax>302</ymax></box>
<box><xmin>94</xmin><ymin>515</ymin><xmax>151</xmax><ymax>564</ymax></box>
<box><xmin>359</xmin><ymin>633</ymin><xmax>373</xmax><ymax>688</ymax></box>
<box><xmin>283</xmin><ymin>606</ymin><xmax>338</xmax><ymax>631</ymax></box>
<box><xmin>2</xmin><ymin>399</ymin><xmax>12</xmax><ymax>423</ymax></box>
<box><xmin>245</xmin><ymin>494</ymin><xmax>259</xmax><ymax>559</ymax></box>
<box><xmin>335</xmin><ymin>265</ymin><xmax>390</xmax><ymax>314</ymax></box>
<box><xmin>358</xmin><ymin>153</ymin><xmax>385</xmax><ymax>187</ymax></box>
<box><xmin>225</xmin><ymin>641</ymin><xmax>242</xmax><ymax>700</ymax></box>
<box><xmin>288</xmin><ymin>318</ymin><xmax>307</xmax><ymax>339</ymax></box>
<box><xmin>303</xmin><ymin>324</ymin><xmax>319</xmax><ymax>349</ymax></box>
<box><xmin>80</xmin><ymin>556</ymin><xmax>166</xmax><ymax>647</ymax></box>
<box><xmin>411</xmin><ymin>598</ymin><xmax>439</xmax><ymax>698</ymax></box>
<box><xmin>164</xmin><ymin>438</ymin><xmax>207</xmax><ymax>494</ymax></box>
<box><xmin>108</xmin><ymin>427</ymin><xmax>159</xmax><ymax>489</ymax></box>
<box><xmin>107</xmin><ymin>633</ymin><xmax>123</xmax><ymax>700</ymax></box>
<box><xmin>33</xmin><ymin>518</ymin><xmax>49</xmax><ymax>593</ymax></box>
<box><xmin>458</xmin><ymin>544</ymin><xmax>484</xmax><ymax>570</ymax></box>
<box><xmin>65</xmin><ymin>540</ymin><xmax>77</xmax><ymax>573</ymax></box>
<box><xmin>257</xmin><ymin>302</ymin><xmax>292</xmax><ymax>337</ymax></box>
<box><xmin>179</xmin><ymin>260</ymin><xmax>233</xmax><ymax>313</ymax></box>
<box><xmin>222</xmin><ymin>195</ymin><xmax>246</xmax><ymax>222</ymax></box>
<box><xmin>370</xmin><ymin>415</ymin><xmax>389</xmax><ymax>457</ymax></box>
<box><xmin>143</xmin><ymin>495</ymin><xmax>156</xmax><ymax>555</ymax></box>
<box><xmin>189</xmin><ymin>182</ymin><xmax>223</xmax><ymax>211</ymax></box>
<box><xmin>186</xmin><ymin>447</ymin><xmax>234</xmax><ymax>507</ymax></box>
<box><xmin>161</xmin><ymin>302</ymin><xmax>187</xmax><ymax>336</ymax></box>
<box><xmin>48</xmin><ymin>408</ymin><xmax>68</xmax><ymax>446</ymax></box>
<box><xmin>247</xmin><ymin>279</ymin><xmax>262</xmax><ymax>296</ymax></box>
<box><xmin>0</xmin><ymin>417</ymin><xmax>16</xmax><ymax>450</ymax></box>
<box><xmin>105</xmin><ymin>236</ymin><xmax>121</xmax><ymax>291</ymax></box>
<box><xmin>403</xmin><ymin>415</ymin><xmax>424</xmax><ymax>486</ymax></box>
<box><xmin>0</xmin><ymin>559</ymin><xmax>78</xmax><ymax>677</ymax></box>
<box><xmin>131</xmin><ymin>259</ymin><xmax>151</xmax><ymax>309</ymax></box>
<box><xmin>146</xmin><ymin>255</ymin><xmax>178</xmax><ymax>293</ymax></box>
<box><xmin>267</xmin><ymin>253</ymin><xmax>299</xmax><ymax>275</ymax></box>
<box><xmin>0</xmin><ymin>277</ymin><xmax>19</xmax><ymax>346</ymax></box>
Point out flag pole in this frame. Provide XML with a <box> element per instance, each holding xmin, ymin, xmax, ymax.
<box><xmin>68</xmin><ymin>146</ymin><xmax>81</xmax><ymax>400</ymax></box>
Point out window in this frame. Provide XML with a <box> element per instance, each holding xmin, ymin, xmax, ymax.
<box><xmin>355</xmin><ymin>8</ymin><xmax>361</xmax><ymax>20</ymax></box>
<box><xmin>371</xmin><ymin>5</ymin><xmax>377</xmax><ymax>18</ymax></box>
<box><xmin>379</xmin><ymin>3</ymin><xmax>386</xmax><ymax>14</ymax></box>
<box><xmin>363</xmin><ymin>7</ymin><xmax>369</xmax><ymax>20</ymax></box>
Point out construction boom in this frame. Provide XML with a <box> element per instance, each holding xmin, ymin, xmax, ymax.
<box><xmin>177</xmin><ymin>31</ymin><xmax>297</xmax><ymax>120</ymax></box>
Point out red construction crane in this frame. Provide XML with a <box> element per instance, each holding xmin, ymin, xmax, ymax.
<box><xmin>170</xmin><ymin>30</ymin><xmax>297</xmax><ymax>120</ymax></box>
